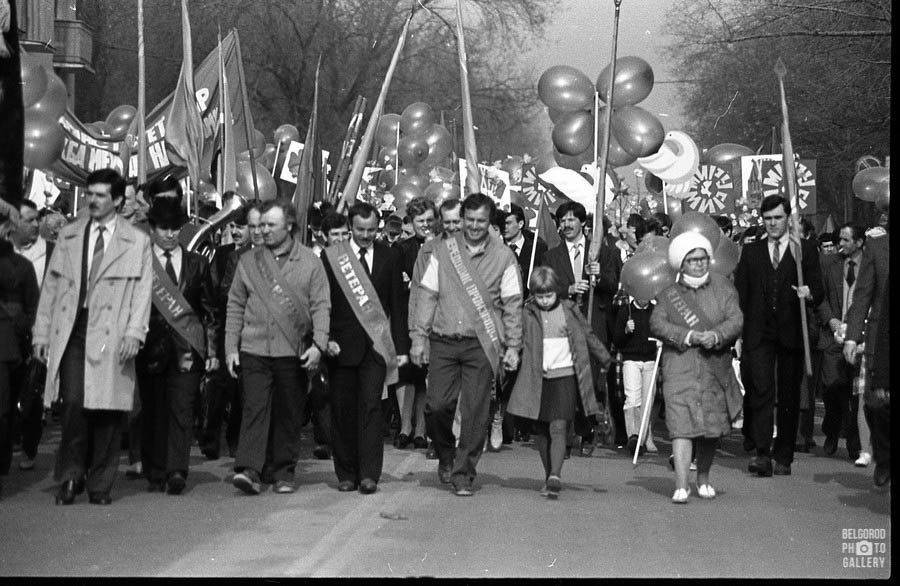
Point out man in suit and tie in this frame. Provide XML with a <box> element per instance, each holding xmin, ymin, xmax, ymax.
<box><xmin>540</xmin><ymin>201</ymin><xmax>621</xmax><ymax>455</ymax></box>
<box><xmin>503</xmin><ymin>204</ymin><xmax>547</xmax><ymax>297</ymax></box>
<box><xmin>735</xmin><ymin>194</ymin><xmax>824</xmax><ymax>477</ymax></box>
<box><xmin>815</xmin><ymin>223</ymin><xmax>865</xmax><ymax>462</ymax></box>
<box><xmin>843</xmin><ymin>225</ymin><xmax>889</xmax><ymax>488</ymax></box>
<box><xmin>137</xmin><ymin>192</ymin><xmax>219</xmax><ymax>494</ymax></box>
<box><xmin>322</xmin><ymin>202</ymin><xmax>409</xmax><ymax>494</ymax></box>
<box><xmin>33</xmin><ymin>169</ymin><xmax>153</xmax><ymax>505</ymax></box>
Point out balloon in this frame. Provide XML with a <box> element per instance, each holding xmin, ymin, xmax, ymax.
<box><xmin>377</xmin><ymin>145</ymin><xmax>399</xmax><ymax>167</ymax></box>
<box><xmin>28</xmin><ymin>72</ymin><xmax>68</xmax><ymax>121</ymax></box>
<box><xmin>553</xmin><ymin>147</ymin><xmax>592</xmax><ymax>172</ymax></box>
<box><xmin>422</xmin><ymin>124</ymin><xmax>453</xmax><ymax>164</ymax></box>
<box><xmin>424</xmin><ymin>181</ymin><xmax>460</xmax><ymax>205</ymax></box>
<box><xmin>23</xmin><ymin>110</ymin><xmax>65</xmax><ymax>169</ymax></box>
<box><xmin>400</xmin><ymin>102</ymin><xmax>435</xmax><ymax>136</ymax></box>
<box><xmin>605</xmin><ymin>126</ymin><xmax>639</xmax><ymax>167</ymax></box>
<box><xmin>710</xmin><ymin>235</ymin><xmax>740</xmax><ymax>276</ymax></box>
<box><xmin>552</xmin><ymin>111</ymin><xmax>593</xmax><ymax>156</ymax></box>
<box><xmin>701</xmin><ymin>143</ymin><xmax>753</xmax><ymax>166</ymax></box>
<box><xmin>670</xmin><ymin>211</ymin><xmax>722</xmax><ymax>250</ymax></box>
<box><xmin>398</xmin><ymin>134</ymin><xmax>429</xmax><ymax>167</ymax></box>
<box><xmin>104</xmin><ymin>104</ymin><xmax>137</xmax><ymax>141</ymax></box>
<box><xmin>400</xmin><ymin>174</ymin><xmax>427</xmax><ymax>191</ymax></box>
<box><xmin>273</xmin><ymin>124</ymin><xmax>300</xmax><ymax>146</ymax></box>
<box><xmin>634</xmin><ymin>234</ymin><xmax>669</xmax><ymax>255</ymax></box>
<box><xmin>875</xmin><ymin>186</ymin><xmax>890</xmax><ymax>212</ymax></box>
<box><xmin>620</xmin><ymin>250</ymin><xmax>676</xmax><ymax>302</ymax></box>
<box><xmin>235</xmin><ymin>160</ymin><xmax>277</xmax><ymax>201</ymax></box>
<box><xmin>21</xmin><ymin>56</ymin><xmax>48</xmax><ymax>109</ymax></box>
<box><xmin>537</xmin><ymin>65</ymin><xmax>594</xmax><ymax>112</ymax></box>
<box><xmin>852</xmin><ymin>167</ymin><xmax>889</xmax><ymax>202</ymax></box>
<box><xmin>390</xmin><ymin>182</ymin><xmax>423</xmax><ymax>210</ymax></box>
<box><xmin>85</xmin><ymin>121</ymin><xmax>111</xmax><ymax>137</ymax></box>
<box><xmin>259</xmin><ymin>143</ymin><xmax>278</xmax><ymax>171</ymax></box>
<box><xmin>665</xmin><ymin>196</ymin><xmax>684</xmax><ymax>220</ymax></box>
<box><xmin>596</xmin><ymin>56</ymin><xmax>654</xmax><ymax>108</ymax></box>
<box><xmin>645</xmin><ymin>172</ymin><xmax>663</xmax><ymax>194</ymax></box>
<box><xmin>611</xmin><ymin>105</ymin><xmax>665</xmax><ymax>158</ymax></box>
<box><xmin>547</xmin><ymin>108</ymin><xmax>567</xmax><ymax>124</ymax></box>
<box><xmin>375</xmin><ymin>113</ymin><xmax>401</xmax><ymax>147</ymax></box>
<box><xmin>249</xmin><ymin>129</ymin><xmax>266</xmax><ymax>157</ymax></box>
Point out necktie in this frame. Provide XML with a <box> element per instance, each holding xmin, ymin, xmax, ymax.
<box><xmin>510</xmin><ymin>243</ymin><xmax>518</xmax><ymax>256</ymax></box>
<box><xmin>573</xmin><ymin>243</ymin><xmax>582</xmax><ymax>276</ymax></box>
<box><xmin>771</xmin><ymin>240</ymin><xmax>780</xmax><ymax>270</ymax></box>
<box><xmin>846</xmin><ymin>260</ymin><xmax>856</xmax><ymax>288</ymax></box>
<box><xmin>359</xmin><ymin>247</ymin><xmax>371</xmax><ymax>276</ymax></box>
<box><xmin>88</xmin><ymin>226</ymin><xmax>105</xmax><ymax>286</ymax></box>
<box><xmin>164</xmin><ymin>250</ymin><xmax>178</xmax><ymax>284</ymax></box>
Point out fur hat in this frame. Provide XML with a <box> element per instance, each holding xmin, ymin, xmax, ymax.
<box><xmin>668</xmin><ymin>231</ymin><xmax>713</xmax><ymax>271</ymax></box>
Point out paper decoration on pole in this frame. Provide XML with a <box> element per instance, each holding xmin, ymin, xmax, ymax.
<box><xmin>682</xmin><ymin>164</ymin><xmax>737</xmax><ymax>215</ymax></box>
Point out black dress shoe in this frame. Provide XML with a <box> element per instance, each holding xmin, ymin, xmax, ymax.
<box><xmin>773</xmin><ymin>462</ymin><xmax>791</xmax><ymax>475</ymax></box>
<box><xmin>438</xmin><ymin>461</ymin><xmax>453</xmax><ymax>484</ymax></box>
<box><xmin>742</xmin><ymin>437</ymin><xmax>756</xmax><ymax>453</ymax></box>
<box><xmin>748</xmin><ymin>456</ymin><xmax>773</xmax><ymax>477</ymax></box>
<box><xmin>359</xmin><ymin>478</ymin><xmax>377</xmax><ymax>494</ymax></box>
<box><xmin>166</xmin><ymin>472</ymin><xmax>186</xmax><ymax>495</ymax></box>
<box><xmin>55</xmin><ymin>480</ymin><xmax>81</xmax><ymax>505</ymax></box>
<box><xmin>201</xmin><ymin>447</ymin><xmax>220</xmax><ymax>461</ymax></box>
<box><xmin>794</xmin><ymin>443</ymin><xmax>810</xmax><ymax>454</ymax></box>
<box><xmin>873</xmin><ymin>466</ymin><xmax>891</xmax><ymax>487</ymax></box>
<box><xmin>395</xmin><ymin>434</ymin><xmax>411</xmax><ymax>449</ymax></box>
<box><xmin>337</xmin><ymin>480</ymin><xmax>358</xmax><ymax>492</ymax></box>
<box><xmin>626</xmin><ymin>435</ymin><xmax>639</xmax><ymax>456</ymax></box>
<box><xmin>146</xmin><ymin>479</ymin><xmax>166</xmax><ymax>493</ymax></box>
<box><xmin>88</xmin><ymin>492</ymin><xmax>112</xmax><ymax>505</ymax></box>
<box><xmin>312</xmin><ymin>445</ymin><xmax>332</xmax><ymax>460</ymax></box>
<box><xmin>413</xmin><ymin>436</ymin><xmax>428</xmax><ymax>450</ymax></box>
<box><xmin>823</xmin><ymin>436</ymin><xmax>838</xmax><ymax>456</ymax></box>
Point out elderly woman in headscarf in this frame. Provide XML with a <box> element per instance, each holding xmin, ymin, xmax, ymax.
<box><xmin>650</xmin><ymin>232</ymin><xmax>743</xmax><ymax>503</ymax></box>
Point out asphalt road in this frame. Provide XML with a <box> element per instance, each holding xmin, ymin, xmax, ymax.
<box><xmin>0</xmin><ymin>415</ymin><xmax>891</xmax><ymax>578</ymax></box>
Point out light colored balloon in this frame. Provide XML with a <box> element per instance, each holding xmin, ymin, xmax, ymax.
<box><xmin>274</xmin><ymin>124</ymin><xmax>300</xmax><ymax>146</ymax></box>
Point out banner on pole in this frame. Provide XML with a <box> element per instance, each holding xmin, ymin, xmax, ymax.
<box><xmin>739</xmin><ymin>155</ymin><xmax>817</xmax><ymax>215</ymax></box>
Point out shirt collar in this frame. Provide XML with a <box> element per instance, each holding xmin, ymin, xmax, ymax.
<box><xmin>508</xmin><ymin>234</ymin><xmax>525</xmax><ymax>249</ymax></box>
<box><xmin>350</xmin><ymin>238</ymin><xmax>372</xmax><ymax>256</ymax></box>
<box><xmin>845</xmin><ymin>250</ymin><xmax>862</xmax><ymax>265</ymax></box>
<box><xmin>153</xmin><ymin>243</ymin><xmax>182</xmax><ymax>258</ymax></box>
<box><xmin>769</xmin><ymin>231</ymin><xmax>790</xmax><ymax>247</ymax></box>
<box><xmin>92</xmin><ymin>214</ymin><xmax>117</xmax><ymax>235</ymax></box>
<box><xmin>566</xmin><ymin>234</ymin><xmax>585</xmax><ymax>251</ymax></box>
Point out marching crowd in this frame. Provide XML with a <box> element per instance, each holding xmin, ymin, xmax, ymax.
<box><xmin>0</xmin><ymin>167</ymin><xmax>890</xmax><ymax>505</ymax></box>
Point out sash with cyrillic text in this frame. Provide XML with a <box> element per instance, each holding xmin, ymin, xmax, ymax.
<box><xmin>242</xmin><ymin>244</ymin><xmax>310</xmax><ymax>356</ymax></box>
<box><xmin>434</xmin><ymin>235</ymin><xmax>502</xmax><ymax>377</ymax></box>
<box><xmin>324</xmin><ymin>241</ymin><xmax>399</xmax><ymax>385</ymax></box>
<box><xmin>150</xmin><ymin>254</ymin><xmax>206</xmax><ymax>356</ymax></box>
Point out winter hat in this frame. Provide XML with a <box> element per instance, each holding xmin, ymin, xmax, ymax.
<box><xmin>667</xmin><ymin>231</ymin><xmax>713</xmax><ymax>272</ymax></box>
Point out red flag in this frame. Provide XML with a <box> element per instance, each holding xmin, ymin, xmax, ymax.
<box><xmin>536</xmin><ymin>193</ymin><xmax>561</xmax><ymax>251</ymax></box>
<box><xmin>216</xmin><ymin>28</ymin><xmax>236</xmax><ymax>195</ymax></box>
<box><xmin>166</xmin><ymin>0</ymin><xmax>204</xmax><ymax>187</ymax></box>
<box><xmin>292</xmin><ymin>56</ymin><xmax>322</xmax><ymax>244</ymax></box>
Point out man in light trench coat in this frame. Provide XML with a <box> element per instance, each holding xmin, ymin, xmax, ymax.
<box><xmin>33</xmin><ymin>169</ymin><xmax>152</xmax><ymax>505</ymax></box>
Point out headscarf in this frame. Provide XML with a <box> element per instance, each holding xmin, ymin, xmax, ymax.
<box><xmin>667</xmin><ymin>231</ymin><xmax>713</xmax><ymax>288</ymax></box>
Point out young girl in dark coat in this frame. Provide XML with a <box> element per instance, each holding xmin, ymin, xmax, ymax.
<box><xmin>507</xmin><ymin>267</ymin><xmax>612</xmax><ymax>499</ymax></box>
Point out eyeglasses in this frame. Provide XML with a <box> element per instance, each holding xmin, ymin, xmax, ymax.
<box><xmin>684</xmin><ymin>256</ymin><xmax>710</xmax><ymax>265</ymax></box>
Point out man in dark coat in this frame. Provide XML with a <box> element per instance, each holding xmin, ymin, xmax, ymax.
<box><xmin>136</xmin><ymin>193</ymin><xmax>219</xmax><ymax>495</ymax></box>
<box><xmin>503</xmin><ymin>203</ymin><xmax>547</xmax><ymax>298</ymax></box>
<box><xmin>843</xmin><ymin>230</ymin><xmax>890</xmax><ymax>488</ymax></box>
<box><xmin>322</xmin><ymin>202</ymin><xmax>409</xmax><ymax>494</ymax></box>
<box><xmin>735</xmin><ymin>194</ymin><xmax>824</xmax><ymax>477</ymax></box>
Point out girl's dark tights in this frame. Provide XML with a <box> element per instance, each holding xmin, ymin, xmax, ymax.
<box><xmin>533</xmin><ymin>419</ymin><xmax>569</xmax><ymax>479</ymax></box>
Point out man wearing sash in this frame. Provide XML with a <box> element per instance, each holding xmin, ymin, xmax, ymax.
<box><xmin>411</xmin><ymin>193</ymin><xmax>523</xmax><ymax>497</ymax></box>
<box><xmin>322</xmin><ymin>202</ymin><xmax>409</xmax><ymax>494</ymax></box>
<box><xmin>137</xmin><ymin>196</ymin><xmax>219</xmax><ymax>495</ymax></box>
<box><xmin>225</xmin><ymin>199</ymin><xmax>330</xmax><ymax>495</ymax></box>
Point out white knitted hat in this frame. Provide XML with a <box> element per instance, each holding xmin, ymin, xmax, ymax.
<box><xmin>667</xmin><ymin>231</ymin><xmax>713</xmax><ymax>271</ymax></box>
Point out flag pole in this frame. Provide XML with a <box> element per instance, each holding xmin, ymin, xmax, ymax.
<box><xmin>233</xmin><ymin>30</ymin><xmax>259</xmax><ymax>199</ymax></box>
<box><xmin>455</xmin><ymin>0</ymin><xmax>480</xmax><ymax>195</ymax></box>
<box><xmin>775</xmin><ymin>57</ymin><xmax>812</xmax><ymax>377</ymax></box>
<box><xmin>136</xmin><ymin>0</ymin><xmax>147</xmax><ymax>185</ymax></box>
<box><xmin>527</xmin><ymin>196</ymin><xmax>543</xmax><ymax>286</ymax></box>
<box><xmin>587</xmin><ymin>0</ymin><xmax>623</xmax><ymax>325</ymax></box>
<box><xmin>340</xmin><ymin>11</ymin><xmax>413</xmax><ymax>206</ymax></box>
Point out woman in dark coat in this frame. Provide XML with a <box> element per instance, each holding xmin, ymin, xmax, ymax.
<box><xmin>0</xmin><ymin>225</ymin><xmax>40</xmax><ymax>498</ymax></box>
<box><xmin>508</xmin><ymin>266</ymin><xmax>612</xmax><ymax>498</ymax></box>
<box><xmin>650</xmin><ymin>232</ymin><xmax>743</xmax><ymax>503</ymax></box>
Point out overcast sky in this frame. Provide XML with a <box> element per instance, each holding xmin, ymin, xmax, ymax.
<box><xmin>518</xmin><ymin>0</ymin><xmax>687</xmax><ymax>188</ymax></box>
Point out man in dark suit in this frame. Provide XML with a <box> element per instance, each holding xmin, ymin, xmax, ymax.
<box><xmin>843</xmin><ymin>229</ymin><xmax>889</xmax><ymax>488</ymax></box>
<box><xmin>541</xmin><ymin>201</ymin><xmax>621</xmax><ymax>455</ymax></box>
<box><xmin>322</xmin><ymin>202</ymin><xmax>410</xmax><ymax>494</ymax></box>
<box><xmin>137</xmin><ymin>191</ymin><xmax>219</xmax><ymax>495</ymax></box>
<box><xmin>503</xmin><ymin>204</ymin><xmax>547</xmax><ymax>298</ymax></box>
<box><xmin>735</xmin><ymin>194</ymin><xmax>824</xmax><ymax>477</ymax></box>
<box><xmin>815</xmin><ymin>223</ymin><xmax>865</xmax><ymax>462</ymax></box>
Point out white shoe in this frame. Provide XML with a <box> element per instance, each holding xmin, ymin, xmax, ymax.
<box><xmin>855</xmin><ymin>452</ymin><xmax>872</xmax><ymax>467</ymax></box>
<box><xmin>671</xmin><ymin>488</ymin><xmax>689</xmax><ymax>503</ymax></box>
<box><xmin>489</xmin><ymin>413</ymin><xmax>503</xmax><ymax>451</ymax></box>
<box><xmin>698</xmin><ymin>484</ymin><xmax>716</xmax><ymax>499</ymax></box>
<box><xmin>644</xmin><ymin>438</ymin><xmax>658</xmax><ymax>453</ymax></box>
